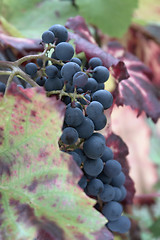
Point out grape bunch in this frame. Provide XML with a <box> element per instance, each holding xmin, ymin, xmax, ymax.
<box><xmin>0</xmin><ymin>23</ymin><xmax>131</xmax><ymax>235</ymax></box>
<box><xmin>35</xmin><ymin>25</ymin><xmax>130</xmax><ymax>234</ymax></box>
<box><xmin>26</xmin><ymin>24</ymin><xmax>131</xmax><ymax>234</ymax></box>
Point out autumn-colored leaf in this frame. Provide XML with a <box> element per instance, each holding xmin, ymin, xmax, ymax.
<box><xmin>111</xmin><ymin>106</ymin><xmax>158</xmax><ymax>196</ymax></box>
<box><xmin>0</xmin><ymin>84</ymin><xmax>113</xmax><ymax>240</ymax></box>
<box><xmin>124</xmin><ymin>24</ymin><xmax>160</xmax><ymax>89</ymax></box>
<box><xmin>104</xmin><ymin>131</ymin><xmax>135</xmax><ymax>205</ymax></box>
<box><xmin>107</xmin><ymin>41</ymin><xmax>160</xmax><ymax>122</ymax></box>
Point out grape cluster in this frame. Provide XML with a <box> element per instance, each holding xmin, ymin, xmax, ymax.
<box><xmin>1</xmin><ymin>23</ymin><xmax>131</xmax><ymax>235</ymax></box>
<box><xmin>32</xmin><ymin>25</ymin><xmax>131</xmax><ymax>234</ymax></box>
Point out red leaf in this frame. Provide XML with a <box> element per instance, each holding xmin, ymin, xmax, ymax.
<box><xmin>66</xmin><ymin>16</ymin><xmax>96</xmax><ymax>44</ymax></box>
<box><xmin>107</xmin><ymin>41</ymin><xmax>160</xmax><ymax>122</ymax></box>
<box><xmin>126</xmin><ymin>25</ymin><xmax>160</xmax><ymax>89</ymax></box>
<box><xmin>0</xmin><ymin>33</ymin><xmax>43</xmax><ymax>54</ymax></box>
<box><xmin>105</xmin><ymin>132</ymin><xmax>135</xmax><ymax>205</ymax></box>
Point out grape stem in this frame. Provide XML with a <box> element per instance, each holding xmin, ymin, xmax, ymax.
<box><xmin>0</xmin><ymin>43</ymin><xmax>64</xmax><ymax>97</ymax></box>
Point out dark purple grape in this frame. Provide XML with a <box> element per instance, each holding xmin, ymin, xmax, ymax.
<box><xmin>25</xmin><ymin>63</ymin><xmax>37</xmax><ymax>76</ymax></box>
<box><xmin>49</xmin><ymin>24</ymin><xmax>68</xmax><ymax>43</ymax></box>
<box><xmin>42</xmin><ymin>30</ymin><xmax>55</xmax><ymax>44</ymax></box>
<box><xmin>55</xmin><ymin>42</ymin><xmax>74</xmax><ymax>61</ymax></box>
<box><xmin>73</xmin><ymin>72</ymin><xmax>88</xmax><ymax>87</ymax></box>
<box><xmin>89</xmin><ymin>57</ymin><xmax>102</xmax><ymax>69</ymax></box>
<box><xmin>61</xmin><ymin>127</ymin><xmax>78</xmax><ymax>145</ymax></box>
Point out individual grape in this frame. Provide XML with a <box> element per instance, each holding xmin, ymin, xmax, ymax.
<box><xmin>78</xmin><ymin>175</ymin><xmax>88</xmax><ymax>189</ymax></box>
<box><xmin>96</xmin><ymin>83</ymin><xmax>105</xmax><ymax>91</ymax></box>
<box><xmin>66</xmin><ymin>102</ymin><xmax>83</xmax><ymax>111</ymax></box>
<box><xmin>83</xmin><ymin>134</ymin><xmax>105</xmax><ymax>159</ymax></box>
<box><xmin>55</xmin><ymin>42</ymin><xmax>74</xmax><ymax>61</ymax></box>
<box><xmin>62</xmin><ymin>96</ymin><xmax>71</xmax><ymax>105</ymax></box>
<box><xmin>119</xmin><ymin>186</ymin><xmax>127</xmax><ymax>201</ymax></box>
<box><xmin>86</xmin><ymin>178</ymin><xmax>104</xmax><ymax>196</ymax></box>
<box><xmin>83</xmin><ymin>158</ymin><xmax>103</xmax><ymax>177</ymax></box>
<box><xmin>60</xmin><ymin>127</ymin><xmax>78</xmax><ymax>145</ymax></box>
<box><xmin>92</xmin><ymin>132</ymin><xmax>106</xmax><ymax>143</ymax></box>
<box><xmin>45</xmin><ymin>65</ymin><xmax>58</xmax><ymax>78</ymax></box>
<box><xmin>37</xmin><ymin>58</ymin><xmax>48</xmax><ymax>68</ymax></box>
<box><xmin>89</xmin><ymin>57</ymin><xmax>102</xmax><ymax>69</ymax></box>
<box><xmin>49</xmin><ymin>24</ymin><xmax>68</xmax><ymax>43</ymax></box>
<box><xmin>78</xmin><ymin>94</ymin><xmax>91</xmax><ymax>105</ymax></box>
<box><xmin>83</xmin><ymin>78</ymin><xmax>98</xmax><ymax>93</ymax></box>
<box><xmin>51</xmin><ymin>51</ymin><xmax>58</xmax><ymax>60</ymax></box>
<box><xmin>42</xmin><ymin>30</ymin><xmax>55</xmax><ymax>44</ymax></box>
<box><xmin>75</xmin><ymin>117</ymin><xmax>94</xmax><ymax>139</ymax></box>
<box><xmin>92</xmin><ymin>90</ymin><xmax>113</xmax><ymax>109</ymax></box>
<box><xmin>65</xmin><ymin>82</ymin><xmax>74</xmax><ymax>93</ymax></box>
<box><xmin>107</xmin><ymin>216</ymin><xmax>131</xmax><ymax>233</ymax></box>
<box><xmin>101</xmin><ymin>146</ymin><xmax>114</xmax><ymax>162</ymax></box>
<box><xmin>76</xmin><ymin>88</ymin><xmax>84</xmax><ymax>94</ymax></box>
<box><xmin>44</xmin><ymin>77</ymin><xmax>64</xmax><ymax>91</ymax></box>
<box><xmin>61</xmin><ymin>62</ymin><xmax>81</xmax><ymax>83</ymax></box>
<box><xmin>74</xmin><ymin>149</ymin><xmax>87</xmax><ymax>163</ymax></box>
<box><xmin>0</xmin><ymin>82</ymin><xmax>6</xmax><ymax>93</ymax></box>
<box><xmin>25</xmin><ymin>62</ymin><xmax>38</xmax><ymax>76</ymax></box>
<box><xmin>73</xmin><ymin>71</ymin><xmax>88</xmax><ymax>87</ymax></box>
<box><xmin>92</xmin><ymin>113</ymin><xmax>107</xmax><ymax>131</ymax></box>
<box><xmin>102</xmin><ymin>201</ymin><xmax>123</xmax><ymax>221</ymax></box>
<box><xmin>36</xmin><ymin>76</ymin><xmax>47</xmax><ymax>86</ymax></box>
<box><xmin>99</xmin><ymin>184</ymin><xmax>115</xmax><ymax>202</ymax></box>
<box><xmin>64</xmin><ymin>106</ymin><xmax>84</xmax><ymax>127</ymax></box>
<box><xmin>84</xmin><ymin>173</ymin><xmax>95</xmax><ymax>180</ymax></box>
<box><xmin>70</xmin><ymin>57</ymin><xmax>82</xmax><ymax>66</ymax></box>
<box><xmin>97</xmin><ymin>172</ymin><xmax>112</xmax><ymax>184</ymax></box>
<box><xmin>111</xmin><ymin>172</ymin><xmax>126</xmax><ymax>187</ymax></box>
<box><xmin>37</xmin><ymin>58</ymin><xmax>43</xmax><ymax>67</ymax></box>
<box><xmin>103</xmin><ymin>160</ymin><xmax>122</xmax><ymax>178</ymax></box>
<box><xmin>86</xmin><ymin>101</ymin><xmax>104</xmax><ymax>120</ymax></box>
<box><xmin>69</xmin><ymin>151</ymin><xmax>82</xmax><ymax>166</ymax></box>
<box><xmin>93</xmin><ymin>66</ymin><xmax>109</xmax><ymax>83</ymax></box>
<box><xmin>113</xmin><ymin>187</ymin><xmax>122</xmax><ymax>201</ymax></box>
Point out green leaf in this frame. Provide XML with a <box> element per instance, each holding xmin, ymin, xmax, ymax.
<box><xmin>1</xmin><ymin>0</ymin><xmax>138</xmax><ymax>38</ymax></box>
<box><xmin>0</xmin><ymin>16</ymin><xmax>23</xmax><ymax>37</ymax></box>
<box><xmin>1</xmin><ymin>0</ymin><xmax>78</xmax><ymax>38</ymax></box>
<box><xmin>149</xmin><ymin>217</ymin><xmax>160</xmax><ymax>238</ymax></box>
<box><xmin>0</xmin><ymin>85</ymin><xmax>111</xmax><ymax>239</ymax></box>
<box><xmin>76</xmin><ymin>0</ymin><xmax>138</xmax><ymax>37</ymax></box>
<box><xmin>148</xmin><ymin>119</ymin><xmax>160</xmax><ymax>165</ymax></box>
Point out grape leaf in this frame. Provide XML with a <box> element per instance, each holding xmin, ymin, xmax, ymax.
<box><xmin>105</xmin><ymin>132</ymin><xmax>135</xmax><ymax>204</ymax></box>
<box><xmin>76</xmin><ymin>0</ymin><xmax>138</xmax><ymax>37</ymax></box>
<box><xmin>0</xmin><ymin>0</ymin><xmax>78</xmax><ymax>38</ymax></box>
<box><xmin>107</xmin><ymin>41</ymin><xmax>160</xmax><ymax>122</ymax></box>
<box><xmin>0</xmin><ymin>33</ymin><xmax>43</xmax><ymax>53</ymax></box>
<box><xmin>125</xmin><ymin>25</ymin><xmax>160</xmax><ymax>89</ymax></box>
<box><xmin>149</xmin><ymin>217</ymin><xmax>160</xmax><ymax>238</ymax></box>
<box><xmin>0</xmin><ymin>84</ymin><xmax>113</xmax><ymax>240</ymax></box>
<box><xmin>1</xmin><ymin>0</ymin><xmax>137</xmax><ymax>38</ymax></box>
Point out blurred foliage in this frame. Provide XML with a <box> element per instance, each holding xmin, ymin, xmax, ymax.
<box><xmin>1</xmin><ymin>0</ymin><xmax>138</xmax><ymax>38</ymax></box>
<box><xmin>134</xmin><ymin>0</ymin><xmax>160</xmax><ymax>25</ymax></box>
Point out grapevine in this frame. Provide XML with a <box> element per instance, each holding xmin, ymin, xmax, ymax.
<box><xmin>0</xmin><ymin>24</ymin><xmax>131</xmax><ymax>237</ymax></box>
